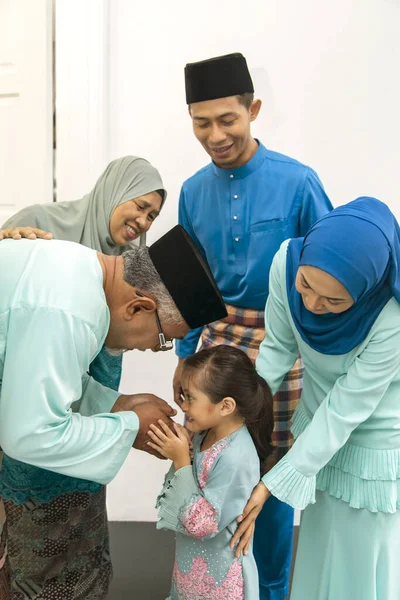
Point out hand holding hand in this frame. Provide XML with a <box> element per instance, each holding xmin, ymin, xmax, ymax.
<box><xmin>111</xmin><ymin>393</ymin><xmax>177</xmax><ymax>416</ymax></box>
<box><xmin>111</xmin><ymin>393</ymin><xmax>177</xmax><ymax>459</ymax></box>
<box><xmin>230</xmin><ymin>481</ymin><xmax>271</xmax><ymax>558</ymax></box>
<box><xmin>173</xmin><ymin>359</ymin><xmax>185</xmax><ymax>408</ymax></box>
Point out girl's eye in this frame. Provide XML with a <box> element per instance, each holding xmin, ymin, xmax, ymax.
<box><xmin>221</xmin><ymin>121</ymin><xmax>235</xmax><ymax>126</ymax></box>
<box><xmin>135</xmin><ymin>203</ymin><xmax>144</xmax><ymax>211</ymax></box>
<box><xmin>302</xmin><ymin>278</ymin><xmax>310</xmax><ymax>289</ymax></box>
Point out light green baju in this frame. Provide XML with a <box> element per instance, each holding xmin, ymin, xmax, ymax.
<box><xmin>0</xmin><ymin>239</ymin><xmax>138</xmax><ymax>481</ymax></box>
<box><xmin>0</xmin><ymin>156</ymin><xmax>166</xmax><ymax>598</ymax></box>
<box><xmin>257</xmin><ymin>241</ymin><xmax>400</xmax><ymax>600</ymax></box>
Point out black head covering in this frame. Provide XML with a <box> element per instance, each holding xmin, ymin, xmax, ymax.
<box><xmin>149</xmin><ymin>226</ymin><xmax>227</xmax><ymax>328</ymax></box>
<box><xmin>185</xmin><ymin>52</ymin><xmax>254</xmax><ymax>105</ymax></box>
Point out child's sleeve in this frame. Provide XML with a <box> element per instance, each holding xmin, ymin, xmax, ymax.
<box><xmin>156</xmin><ymin>447</ymin><xmax>250</xmax><ymax>540</ymax></box>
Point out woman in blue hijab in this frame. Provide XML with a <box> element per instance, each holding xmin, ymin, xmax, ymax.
<box><xmin>231</xmin><ymin>197</ymin><xmax>400</xmax><ymax>600</ymax></box>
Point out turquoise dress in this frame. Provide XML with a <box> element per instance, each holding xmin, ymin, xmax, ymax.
<box><xmin>257</xmin><ymin>241</ymin><xmax>400</xmax><ymax>600</ymax></box>
<box><xmin>156</xmin><ymin>426</ymin><xmax>260</xmax><ymax>600</ymax></box>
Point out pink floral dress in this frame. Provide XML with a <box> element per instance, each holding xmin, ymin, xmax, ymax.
<box><xmin>156</xmin><ymin>426</ymin><xmax>260</xmax><ymax>599</ymax></box>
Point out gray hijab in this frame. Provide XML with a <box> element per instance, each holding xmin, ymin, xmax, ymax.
<box><xmin>2</xmin><ymin>156</ymin><xmax>167</xmax><ymax>255</ymax></box>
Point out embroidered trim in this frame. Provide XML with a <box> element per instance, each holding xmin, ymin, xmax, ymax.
<box><xmin>198</xmin><ymin>440</ymin><xmax>229</xmax><ymax>490</ymax></box>
<box><xmin>172</xmin><ymin>556</ymin><xmax>244</xmax><ymax>600</ymax></box>
<box><xmin>181</xmin><ymin>497</ymin><xmax>219</xmax><ymax>539</ymax></box>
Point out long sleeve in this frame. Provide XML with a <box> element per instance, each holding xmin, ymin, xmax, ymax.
<box><xmin>0</xmin><ymin>307</ymin><xmax>138</xmax><ymax>485</ymax></box>
<box><xmin>256</xmin><ymin>244</ymin><xmax>299</xmax><ymax>395</ymax></box>
<box><xmin>77</xmin><ymin>373</ymin><xmax>120</xmax><ymax>416</ymax></box>
<box><xmin>263</xmin><ymin>316</ymin><xmax>400</xmax><ymax>509</ymax></box>
<box><xmin>298</xmin><ymin>168</ymin><xmax>333</xmax><ymax>235</ymax></box>
<box><xmin>157</xmin><ymin>448</ymin><xmax>250</xmax><ymax>540</ymax></box>
<box><xmin>175</xmin><ymin>187</ymin><xmax>204</xmax><ymax>358</ymax></box>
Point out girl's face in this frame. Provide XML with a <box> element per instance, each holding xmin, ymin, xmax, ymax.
<box><xmin>180</xmin><ymin>372</ymin><xmax>222</xmax><ymax>433</ymax></box>
<box><xmin>109</xmin><ymin>190</ymin><xmax>162</xmax><ymax>246</ymax></box>
<box><xmin>295</xmin><ymin>265</ymin><xmax>354</xmax><ymax>315</ymax></box>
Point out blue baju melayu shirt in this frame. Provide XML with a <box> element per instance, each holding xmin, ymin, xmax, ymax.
<box><xmin>176</xmin><ymin>142</ymin><xmax>333</xmax><ymax>358</ymax></box>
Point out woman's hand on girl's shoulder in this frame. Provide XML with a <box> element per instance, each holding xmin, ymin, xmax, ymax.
<box><xmin>230</xmin><ymin>481</ymin><xmax>271</xmax><ymax>558</ymax></box>
<box><xmin>0</xmin><ymin>227</ymin><xmax>53</xmax><ymax>241</ymax></box>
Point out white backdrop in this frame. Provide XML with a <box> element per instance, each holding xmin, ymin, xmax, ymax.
<box><xmin>57</xmin><ymin>0</ymin><xmax>400</xmax><ymax>521</ymax></box>
<box><xmin>0</xmin><ymin>0</ymin><xmax>53</xmax><ymax>222</ymax></box>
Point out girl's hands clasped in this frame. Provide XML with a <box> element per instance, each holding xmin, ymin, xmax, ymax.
<box><xmin>147</xmin><ymin>421</ymin><xmax>192</xmax><ymax>470</ymax></box>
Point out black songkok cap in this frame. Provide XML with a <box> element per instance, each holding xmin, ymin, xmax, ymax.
<box><xmin>185</xmin><ymin>52</ymin><xmax>254</xmax><ymax>105</ymax></box>
<box><xmin>149</xmin><ymin>225</ymin><xmax>227</xmax><ymax>329</ymax></box>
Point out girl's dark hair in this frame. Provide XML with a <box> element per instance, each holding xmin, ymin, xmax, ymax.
<box><xmin>183</xmin><ymin>345</ymin><xmax>274</xmax><ymax>470</ymax></box>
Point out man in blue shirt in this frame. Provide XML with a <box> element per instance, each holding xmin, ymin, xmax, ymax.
<box><xmin>173</xmin><ymin>53</ymin><xmax>333</xmax><ymax>600</ymax></box>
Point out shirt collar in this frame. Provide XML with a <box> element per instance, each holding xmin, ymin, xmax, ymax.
<box><xmin>211</xmin><ymin>140</ymin><xmax>266</xmax><ymax>180</ymax></box>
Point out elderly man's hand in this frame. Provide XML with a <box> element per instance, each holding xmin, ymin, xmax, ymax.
<box><xmin>173</xmin><ymin>358</ymin><xmax>186</xmax><ymax>408</ymax></box>
<box><xmin>110</xmin><ymin>393</ymin><xmax>176</xmax><ymax>415</ymax></box>
<box><xmin>111</xmin><ymin>393</ymin><xmax>177</xmax><ymax>459</ymax></box>
<box><xmin>0</xmin><ymin>226</ymin><xmax>53</xmax><ymax>240</ymax></box>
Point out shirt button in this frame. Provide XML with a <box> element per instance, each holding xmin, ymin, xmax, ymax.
<box><xmin>234</xmin><ymin>194</ymin><xmax>238</xmax><ymax>199</ymax></box>
<box><xmin>235</xmin><ymin>237</ymin><xmax>240</xmax><ymax>242</ymax></box>
<box><xmin>233</xmin><ymin>216</ymin><xmax>238</xmax><ymax>220</ymax></box>
<box><xmin>230</xmin><ymin>174</ymin><xmax>234</xmax><ymax>179</ymax></box>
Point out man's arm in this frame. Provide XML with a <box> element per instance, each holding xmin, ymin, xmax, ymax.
<box><xmin>173</xmin><ymin>186</ymin><xmax>206</xmax><ymax>405</ymax></box>
<box><xmin>0</xmin><ymin>308</ymin><xmax>139</xmax><ymax>484</ymax></box>
<box><xmin>299</xmin><ymin>168</ymin><xmax>333</xmax><ymax>234</ymax></box>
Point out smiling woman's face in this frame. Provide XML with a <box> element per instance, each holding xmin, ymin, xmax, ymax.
<box><xmin>109</xmin><ymin>190</ymin><xmax>162</xmax><ymax>245</ymax></box>
<box><xmin>295</xmin><ymin>265</ymin><xmax>354</xmax><ymax>314</ymax></box>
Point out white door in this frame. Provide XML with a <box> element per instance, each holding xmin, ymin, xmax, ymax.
<box><xmin>0</xmin><ymin>0</ymin><xmax>53</xmax><ymax>225</ymax></box>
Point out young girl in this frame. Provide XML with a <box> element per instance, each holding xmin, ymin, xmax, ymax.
<box><xmin>148</xmin><ymin>345</ymin><xmax>274</xmax><ymax>600</ymax></box>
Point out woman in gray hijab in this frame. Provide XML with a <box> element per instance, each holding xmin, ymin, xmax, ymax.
<box><xmin>0</xmin><ymin>156</ymin><xmax>167</xmax><ymax>600</ymax></box>
<box><xmin>1</xmin><ymin>155</ymin><xmax>166</xmax><ymax>250</ymax></box>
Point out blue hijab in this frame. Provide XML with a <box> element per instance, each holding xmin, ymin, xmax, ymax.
<box><xmin>286</xmin><ymin>197</ymin><xmax>400</xmax><ymax>355</ymax></box>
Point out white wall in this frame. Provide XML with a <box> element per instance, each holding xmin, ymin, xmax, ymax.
<box><xmin>55</xmin><ymin>0</ymin><xmax>110</xmax><ymax>202</ymax></box>
<box><xmin>104</xmin><ymin>0</ymin><xmax>400</xmax><ymax>521</ymax></box>
<box><xmin>0</xmin><ymin>0</ymin><xmax>53</xmax><ymax>222</ymax></box>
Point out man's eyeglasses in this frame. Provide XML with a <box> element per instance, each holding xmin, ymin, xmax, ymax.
<box><xmin>136</xmin><ymin>291</ymin><xmax>174</xmax><ymax>352</ymax></box>
<box><xmin>154</xmin><ymin>309</ymin><xmax>174</xmax><ymax>351</ymax></box>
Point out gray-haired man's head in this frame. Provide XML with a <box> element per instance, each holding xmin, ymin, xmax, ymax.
<box><xmin>105</xmin><ymin>246</ymin><xmax>188</xmax><ymax>354</ymax></box>
<box><xmin>104</xmin><ymin>225</ymin><xmax>226</xmax><ymax>355</ymax></box>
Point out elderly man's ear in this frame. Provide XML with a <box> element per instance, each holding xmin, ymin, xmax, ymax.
<box><xmin>124</xmin><ymin>295</ymin><xmax>157</xmax><ymax>320</ymax></box>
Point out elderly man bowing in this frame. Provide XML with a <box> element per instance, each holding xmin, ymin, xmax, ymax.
<box><xmin>0</xmin><ymin>225</ymin><xmax>226</xmax><ymax>599</ymax></box>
